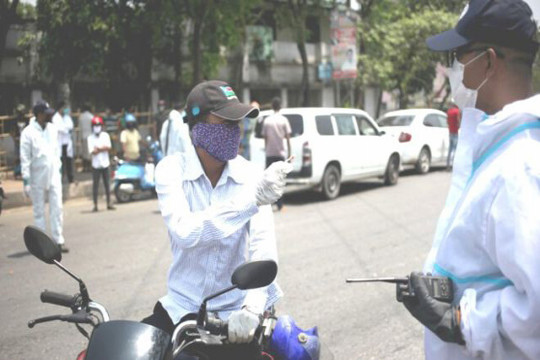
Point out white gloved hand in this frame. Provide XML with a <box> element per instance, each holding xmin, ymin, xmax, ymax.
<box><xmin>228</xmin><ymin>308</ymin><xmax>261</xmax><ymax>344</ymax></box>
<box><xmin>255</xmin><ymin>161</ymin><xmax>293</xmax><ymax>206</ymax></box>
<box><xmin>24</xmin><ymin>184</ymin><xmax>31</xmax><ymax>198</ymax></box>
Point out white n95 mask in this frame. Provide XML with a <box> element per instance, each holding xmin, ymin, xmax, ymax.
<box><xmin>448</xmin><ymin>51</ymin><xmax>489</xmax><ymax>110</ymax></box>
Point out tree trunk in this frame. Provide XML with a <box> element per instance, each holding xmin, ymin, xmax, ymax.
<box><xmin>173</xmin><ymin>26</ymin><xmax>183</xmax><ymax>99</ymax></box>
<box><xmin>192</xmin><ymin>16</ymin><xmax>203</xmax><ymax>87</ymax></box>
<box><xmin>0</xmin><ymin>0</ymin><xmax>20</xmax><ymax>74</ymax></box>
<box><xmin>56</xmin><ymin>81</ymin><xmax>71</xmax><ymax>105</ymax></box>
<box><xmin>297</xmin><ymin>39</ymin><xmax>310</xmax><ymax>107</ymax></box>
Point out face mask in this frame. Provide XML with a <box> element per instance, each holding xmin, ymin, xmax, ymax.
<box><xmin>448</xmin><ymin>51</ymin><xmax>489</xmax><ymax>110</ymax></box>
<box><xmin>191</xmin><ymin>123</ymin><xmax>241</xmax><ymax>162</ymax></box>
<box><xmin>93</xmin><ymin>126</ymin><xmax>102</xmax><ymax>134</ymax></box>
<box><xmin>63</xmin><ymin>108</ymin><xmax>70</xmax><ymax>115</ymax></box>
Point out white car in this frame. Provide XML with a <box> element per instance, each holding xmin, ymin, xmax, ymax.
<box><xmin>250</xmin><ymin>107</ymin><xmax>401</xmax><ymax>200</ymax></box>
<box><xmin>377</xmin><ymin>109</ymin><xmax>449</xmax><ymax>174</ymax></box>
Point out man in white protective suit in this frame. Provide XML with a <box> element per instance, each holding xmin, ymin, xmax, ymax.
<box><xmin>159</xmin><ymin>103</ymin><xmax>191</xmax><ymax>157</ymax></box>
<box><xmin>20</xmin><ymin>101</ymin><xmax>68</xmax><ymax>253</ymax></box>
<box><xmin>400</xmin><ymin>1</ymin><xmax>540</xmax><ymax>359</ymax></box>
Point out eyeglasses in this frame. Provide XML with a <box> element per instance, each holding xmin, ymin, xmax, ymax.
<box><xmin>446</xmin><ymin>47</ymin><xmax>505</xmax><ymax>67</ymax></box>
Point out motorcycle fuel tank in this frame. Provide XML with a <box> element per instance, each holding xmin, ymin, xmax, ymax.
<box><xmin>84</xmin><ymin>320</ymin><xmax>171</xmax><ymax>360</ymax></box>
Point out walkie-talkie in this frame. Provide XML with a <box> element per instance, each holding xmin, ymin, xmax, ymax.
<box><xmin>346</xmin><ymin>275</ymin><xmax>454</xmax><ymax>303</ymax></box>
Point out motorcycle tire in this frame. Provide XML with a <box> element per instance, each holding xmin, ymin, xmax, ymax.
<box><xmin>114</xmin><ymin>183</ymin><xmax>132</xmax><ymax>203</ymax></box>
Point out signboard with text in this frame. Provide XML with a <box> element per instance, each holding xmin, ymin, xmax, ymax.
<box><xmin>330</xmin><ymin>10</ymin><xmax>358</xmax><ymax>80</ymax></box>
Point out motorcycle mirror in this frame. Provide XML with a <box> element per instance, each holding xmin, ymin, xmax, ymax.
<box><xmin>23</xmin><ymin>225</ymin><xmax>61</xmax><ymax>264</ymax></box>
<box><xmin>231</xmin><ymin>260</ymin><xmax>277</xmax><ymax>290</ymax></box>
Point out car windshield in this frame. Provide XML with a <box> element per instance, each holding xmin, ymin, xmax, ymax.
<box><xmin>254</xmin><ymin>114</ymin><xmax>304</xmax><ymax>138</ymax></box>
<box><xmin>377</xmin><ymin>115</ymin><xmax>414</xmax><ymax>127</ymax></box>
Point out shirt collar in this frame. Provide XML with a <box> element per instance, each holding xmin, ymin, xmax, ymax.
<box><xmin>183</xmin><ymin>146</ymin><xmax>247</xmax><ymax>184</ymax></box>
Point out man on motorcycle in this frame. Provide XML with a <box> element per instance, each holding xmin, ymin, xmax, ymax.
<box><xmin>143</xmin><ymin>80</ymin><xmax>292</xmax><ymax>358</ymax></box>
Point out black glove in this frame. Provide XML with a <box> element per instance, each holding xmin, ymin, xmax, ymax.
<box><xmin>402</xmin><ymin>272</ymin><xmax>465</xmax><ymax>345</ymax></box>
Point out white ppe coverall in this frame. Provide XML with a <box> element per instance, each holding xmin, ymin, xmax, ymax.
<box><xmin>423</xmin><ymin>94</ymin><xmax>540</xmax><ymax>359</ymax></box>
<box><xmin>20</xmin><ymin>119</ymin><xmax>64</xmax><ymax>245</ymax></box>
<box><xmin>159</xmin><ymin>109</ymin><xmax>191</xmax><ymax>156</ymax></box>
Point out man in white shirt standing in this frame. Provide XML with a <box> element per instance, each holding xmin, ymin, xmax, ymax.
<box><xmin>79</xmin><ymin>104</ymin><xmax>94</xmax><ymax>171</ymax></box>
<box><xmin>52</xmin><ymin>101</ymin><xmax>75</xmax><ymax>183</ymax></box>
<box><xmin>262</xmin><ymin>97</ymin><xmax>291</xmax><ymax>211</ymax></box>
<box><xmin>87</xmin><ymin>116</ymin><xmax>115</xmax><ymax>212</ymax></box>
<box><xmin>400</xmin><ymin>1</ymin><xmax>540</xmax><ymax>359</ymax></box>
<box><xmin>159</xmin><ymin>103</ymin><xmax>192</xmax><ymax>157</ymax></box>
<box><xmin>20</xmin><ymin>101</ymin><xmax>68</xmax><ymax>253</ymax></box>
<box><xmin>142</xmin><ymin>80</ymin><xmax>292</xmax><ymax>358</ymax></box>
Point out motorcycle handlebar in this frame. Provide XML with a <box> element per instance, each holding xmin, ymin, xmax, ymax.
<box><xmin>28</xmin><ymin>312</ymin><xmax>93</xmax><ymax>328</ymax></box>
<box><xmin>206</xmin><ymin>315</ymin><xmax>228</xmax><ymax>337</ymax></box>
<box><xmin>40</xmin><ymin>290</ymin><xmax>80</xmax><ymax>308</ymax></box>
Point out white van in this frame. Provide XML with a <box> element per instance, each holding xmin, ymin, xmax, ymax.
<box><xmin>249</xmin><ymin>107</ymin><xmax>401</xmax><ymax>200</ymax></box>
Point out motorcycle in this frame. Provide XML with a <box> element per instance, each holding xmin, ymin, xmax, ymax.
<box><xmin>24</xmin><ymin>225</ymin><xmax>292</xmax><ymax>360</ymax></box>
<box><xmin>113</xmin><ymin>136</ymin><xmax>163</xmax><ymax>203</ymax></box>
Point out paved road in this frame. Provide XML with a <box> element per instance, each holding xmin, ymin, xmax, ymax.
<box><xmin>0</xmin><ymin>169</ymin><xmax>451</xmax><ymax>360</ymax></box>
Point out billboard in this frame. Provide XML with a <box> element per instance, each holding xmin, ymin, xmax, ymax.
<box><xmin>330</xmin><ymin>10</ymin><xmax>358</xmax><ymax>80</ymax></box>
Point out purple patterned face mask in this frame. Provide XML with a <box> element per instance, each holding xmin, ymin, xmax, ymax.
<box><xmin>191</xmin><ymin>122</ymin><xmax>241</xmax><ymax>162</ymax></box>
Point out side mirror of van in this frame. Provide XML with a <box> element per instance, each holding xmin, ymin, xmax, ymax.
<box><xmin>379</xmin><ymin>130</ymin><xmax>386</xmax><ymax>136</ymax></box>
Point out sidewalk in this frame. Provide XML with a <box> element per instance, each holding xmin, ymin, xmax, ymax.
<box><xmin>2</xmin><ymin>171</ymin><xmax>99</xmax><ymax>210</ymax></box>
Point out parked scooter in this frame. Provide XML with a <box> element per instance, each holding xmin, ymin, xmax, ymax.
<box><xmin>24</xmin><ymin>225</ymin><xmax>307</xmax><ymax>360</ymax></box>
<box><xmin>113</xmin><ymin>136</ymin><xmax>163</xmax><ymax>203</ymax></box>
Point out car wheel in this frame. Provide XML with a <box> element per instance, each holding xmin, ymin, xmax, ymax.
<box><xmin>415</xmin><ymin>147</ymin><xmax>431</xmax><ymax>174</ymax></box>
<box><xmin>384</xmin><ymin>154</ymin><xmax>399</xmax><ymax>186</ymax></box>
<box><xmin>114</xmin><ymin>183</ymin><xmax>132</xmax><ymax>203</ymax></box>
<box><xmin>321</xmin><ymin>164</ymin><xmax>341</xmax><ymax>200</ymax></box>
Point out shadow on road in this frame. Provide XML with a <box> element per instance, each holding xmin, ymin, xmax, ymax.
<box><xmin>7</xmin><ymin>250</ymin><xmax>31</xmax><ymax>259</ymax></box>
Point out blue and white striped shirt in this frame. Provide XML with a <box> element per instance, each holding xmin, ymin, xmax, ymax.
<box><xmin>155</xmin><ymin>147</ymin><xmax>282</xmax><ymax>324</ymax></box>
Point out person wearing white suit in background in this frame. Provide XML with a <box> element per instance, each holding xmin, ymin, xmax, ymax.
<box><xmin>159</xmin><ymin>103</ymin><xmax>192</xmax><ymax>157</ymax></box>
<box><xmin>20</xmin><ymin>101</ymin><xmax>68</xmax><ymax>253</ymax></box>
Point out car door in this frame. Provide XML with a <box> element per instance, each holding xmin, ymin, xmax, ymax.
<box><xmin>355</xmin><ymin>114</ymin><xmax>386</xmax><ymax>173</ymax></box>
<box><xmin>435</xmin><ymin>114</ymin><xmax>450</xmax><ymax>162</ymax></box>
<box><xmin>332</xmin><ymin>113</ymin><xmax>359</xmax><ymax>177</ymax></box>
<box><xmin>423</xmin><ymin>113</ymin><xmax>447</xmax><ymax>162</ymax></box>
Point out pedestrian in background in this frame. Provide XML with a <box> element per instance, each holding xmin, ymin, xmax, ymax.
<box><xmin>103</xmin><ymin>108</ymin><xmax>119</xmax><ymax>155</ymax></box>
<box><xmin>87</xmin><ymin>116</ymin><xmax>115</xmax><ymax>212</ymax></box>
<box><xmin>401</xmin><ymin>0</ymin><xmax>540</xmax><ymax>359</ymax></box>
<box><xmin>239</xmin><ymin>100</ymin><xmax>260</xmax><ymax>160</ymax></box>
<box><xmin>79</xmin><ymin>104</ymin><xmax>94</xmax><ymax>171</ymax></box>
<box><xmin>143</xmin><ymin>81</ymin><xmax>290</xmax><ymax>359</ymax></box>
<box><xmin>120</xmin><ymin>114</ymin><xmax>142</xmax><ymax>161</ymax></box>
<box><xmin>52</xmin><ymin>101</ymin><xmax>75</xmax><ymax>183</ymax></box>
<box><xmin>159</xmin><ymin>103</ymin><xmax>191</xmax><ymax>157</ymax></box>
<box><xmin>20</xmin><ymin>101</ymin><xmax>68</xmax><ymax>253</ymax></box>
<box><xmin>446</xmin><ymin>102</ymin><xmax>460</xmax><ymax>170</ymax></box>
<box><xmin>153</xmin><ymin>99</ymin><xmax>169</xmax><ymax>140</ymax></box>
<box><xmin>262</xmin><ymin>97</ymin><xmax>291</xmax><ymax>211</ymax></box>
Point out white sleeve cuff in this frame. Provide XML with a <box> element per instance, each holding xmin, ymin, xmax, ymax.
<box><xmin>242</xmin><ymin>287</ymin><xmax>268</xmax><ymax>315</ymax></box>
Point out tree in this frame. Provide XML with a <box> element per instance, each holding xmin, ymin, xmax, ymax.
<box><xmin>0</xmin><ymin>0</ymin><xmax>20</xmax><ymax>73</ymax></box>
<box><xmin>183</xmin><ymin>0</ymin><xmax>261</xmax><ymax>87</ymax></box>
<box><xmin>276</xmin><ymin>0</ymin><xmax>328</xmax><ymax>106</ymax></box>
<box><xmin>357</xmin><ymin>1</ymin><xmax>459</xmax><ymax>109</ymax></box>
<box><xmin>36</xmin><ymin>0</ymin><xmax>107</xmax><ymax>103</ymax></box>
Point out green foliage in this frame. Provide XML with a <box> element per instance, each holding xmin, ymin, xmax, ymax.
<box><xmin>358</xmin><ymin>1</ymin><xmax>459</xmax><ymax>107</ymax></box>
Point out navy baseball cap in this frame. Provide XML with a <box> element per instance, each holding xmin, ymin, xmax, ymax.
<box><xmin>32</xmin><ymin>100</ymin><xmax>55</xmax><ymax>116</ymax></box>
<box><xmin>184</xmin><ymin>80</ymin><xmax>259</xmax><ymax>123</ymax></box>
<box><xmin>426</xmin><ymin>0</ymin><xmax>539</xmax><ymax>53</ymax></box>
